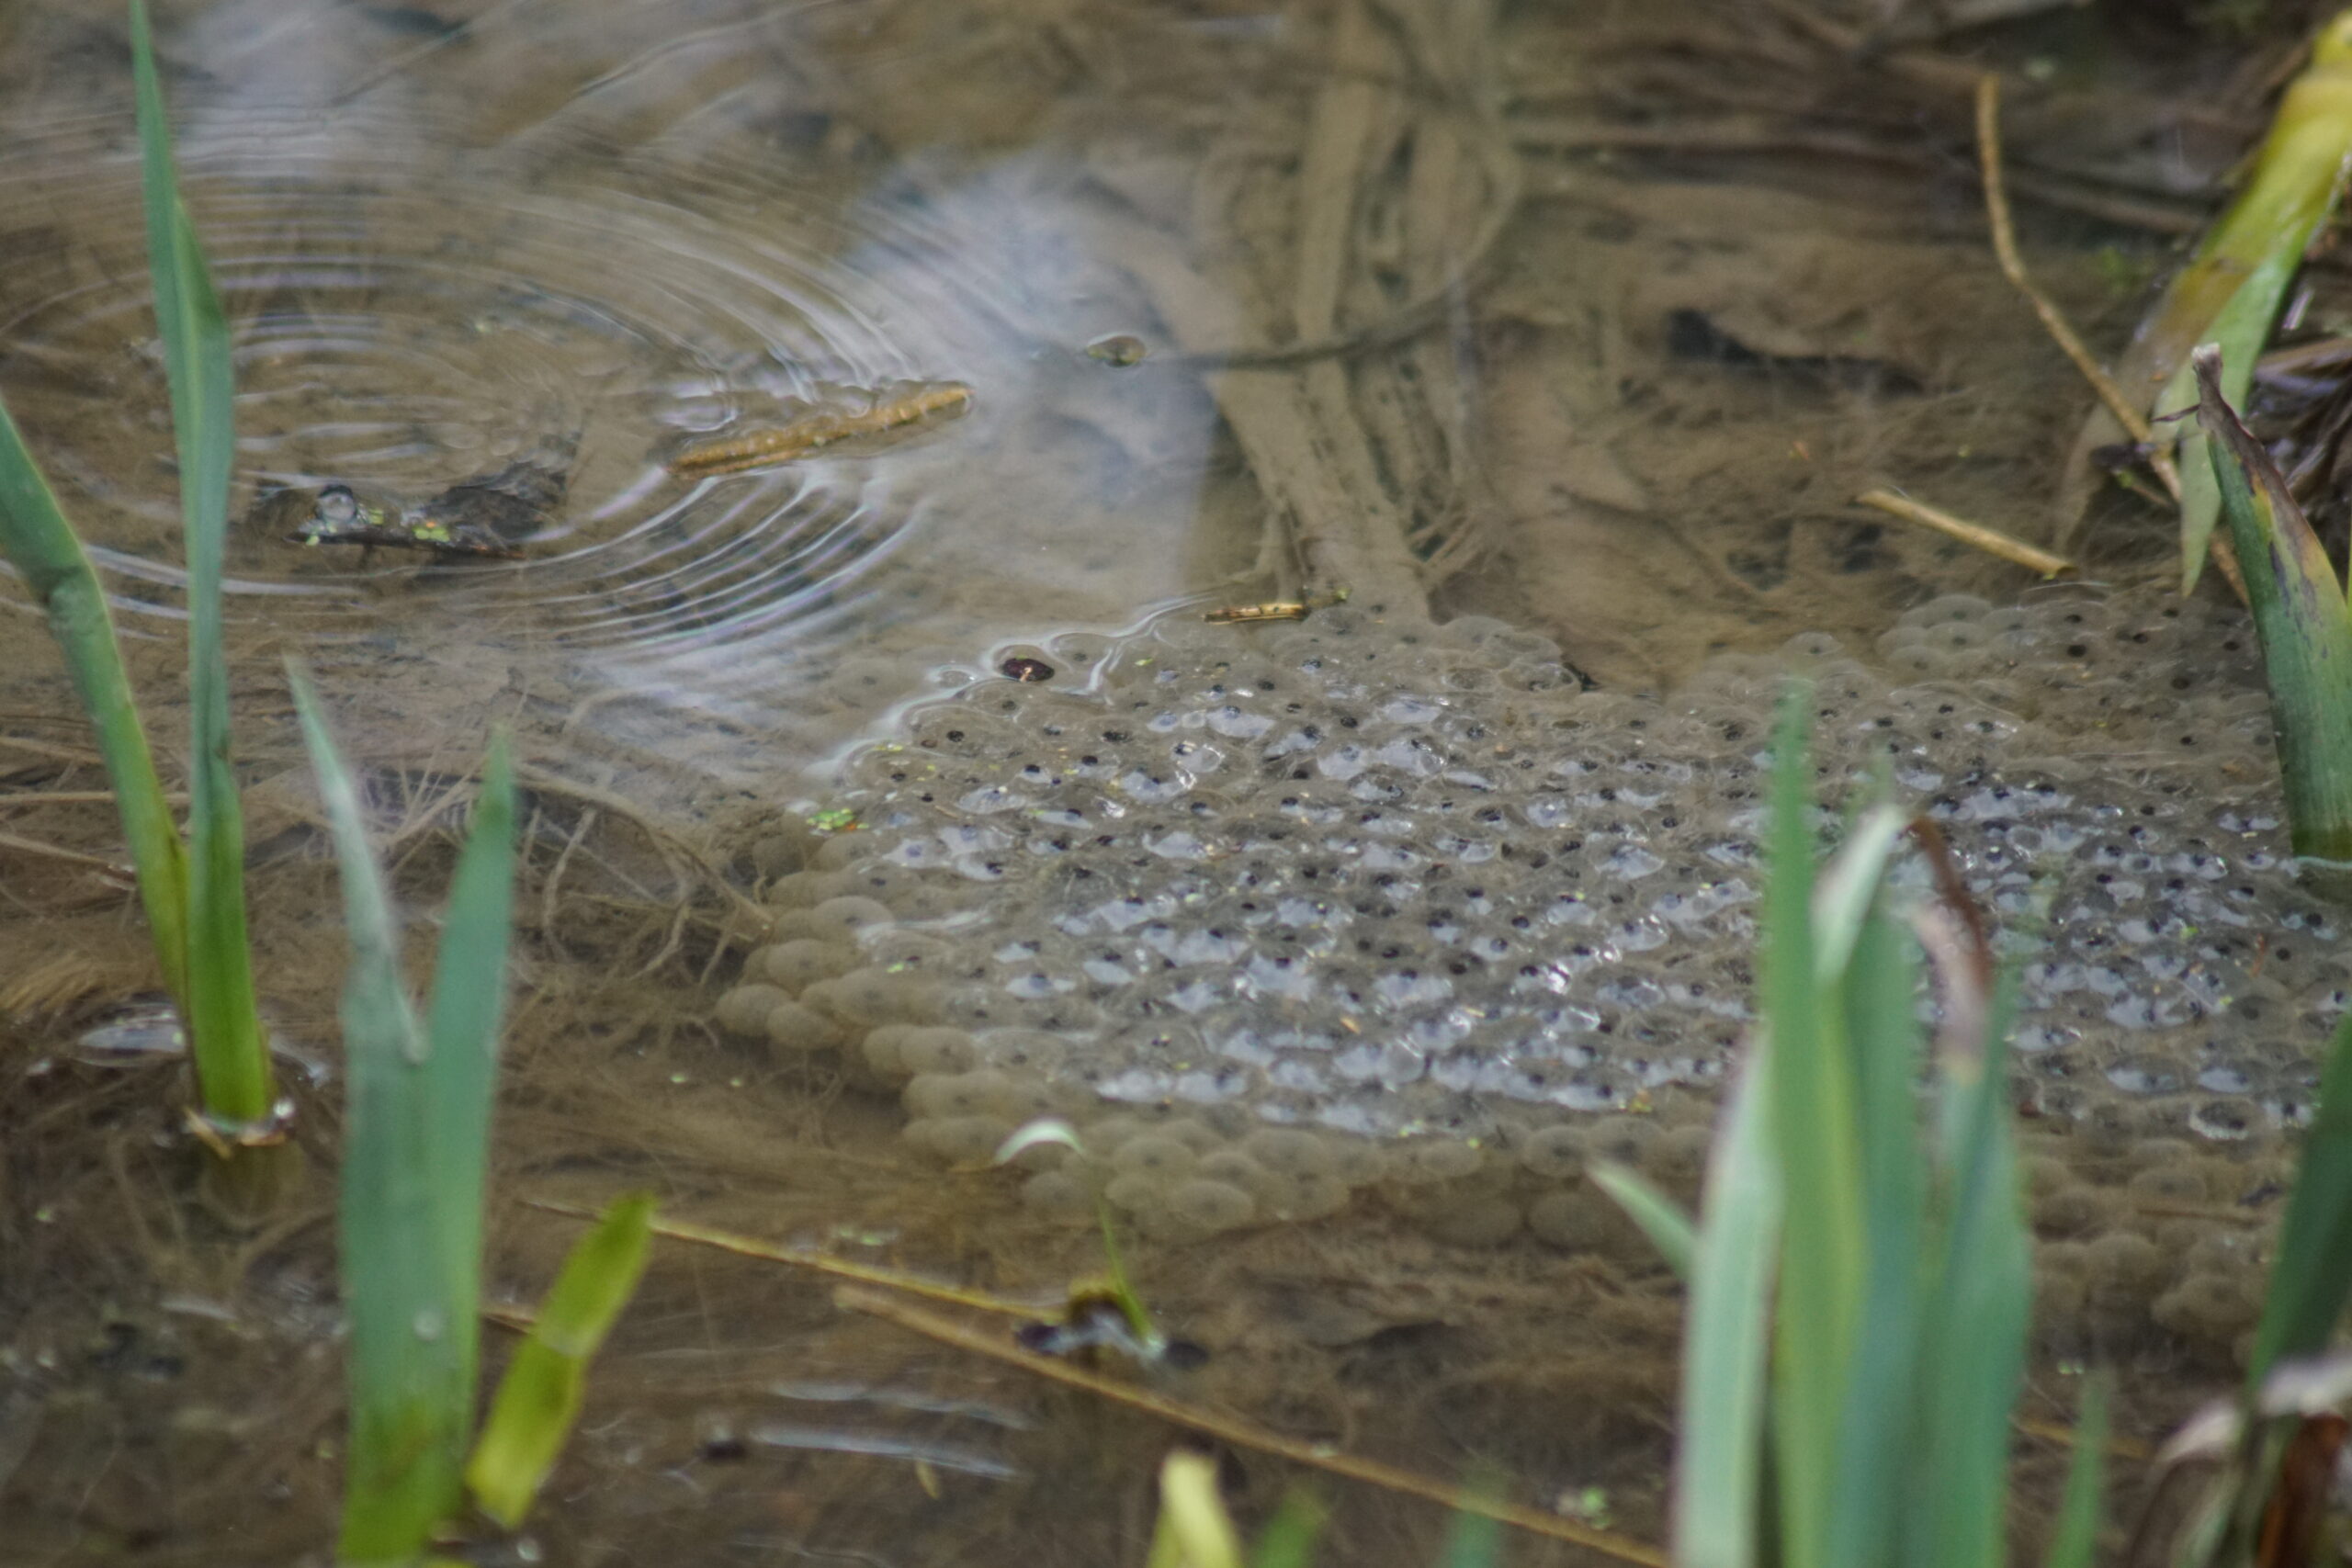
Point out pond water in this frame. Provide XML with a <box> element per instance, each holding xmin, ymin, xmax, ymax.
<box><xmin>0</xmin><ymin>0</ymin><xmax>2335</xmax><ymax>1561</ymax></box>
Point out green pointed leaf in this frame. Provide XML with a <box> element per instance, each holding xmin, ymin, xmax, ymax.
<box><xmin>467</xmin><ymin>1193</ymin><xmax>655</xmax><ymax>1529</ymax></box>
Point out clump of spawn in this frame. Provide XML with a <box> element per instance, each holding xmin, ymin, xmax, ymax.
<box><xmin>718</xmin><ymin>590</ymin><xmax>2337</xmax><ymax>1292</ymax></box>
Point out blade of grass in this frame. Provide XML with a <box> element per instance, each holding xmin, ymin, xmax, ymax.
<box><xmin>1759</xmin><ymin>690</ymin><xmax>1862</xmax><ymax>1568</ymax></box>
<box><xmin>1671</xmin><ymin>1046</ymin><xmax>1779</xmax><ymax>1568</ymax></box>
<box><xmin>2190</xmin><ymin>345</ymin><xmax>2352</xmax><ymax>863</ymax></box>
<box><xmin>1911</xmin><ymin>980</ymin><xmax>2030</xmax><ymax>1568</ymax></box>
<box><xmin>2042</xmin><ymin>1379</ymin><xmax>2110</xmax><ymax>1568</ymax></box>
<box><xmin>1250</xmin><ymin>1493</ymin><xmax>1328</xmax><ymax>1568</ymax></box>
<box><xmin>130</xmin><ymin>0</ymin><xmax>272</xmax><ymax>1131</ymax></box>
<box><xmin>0</xmin><ymin>399</ymin><xmax>190</xmax><ymax>1000</ymax></box>
<box><xmin>2142</xmin><ymin>15</ymin><xmax>2352</xmax><ymax>588</ymax></box>
<box><xmin>1589</xmin><ymin>1159</ymin><xmax>1696</xmax><ymax>1280</ymax></box>
<box><xmin>1149</xmin><ymin>1450</ymin><xmax>1248</xmax><ymax>1568</ymax></box>
<box><xmin>291</xmin><ymin>664</ymin><xmax>471</xmax><ymax>1563</ymax></box>
<box><xmin>2249</xmin><ymin>1008</ymin><xmax>2352</xmax><ymax>1378</ymax></box>
<box><xmin>467</xmin><ymin>1191</ymin><xmax>654</xmax><ymax>1529</ymax></box>
<box><xmin>1822</xmin><ymin>902</ymin><xmax>1924</xmax><ymax>1568</ymax></box>
<box><xmin>423</xmin><ymin>736</ymin><xmax>514</xmax><ymax>1382</ymax></box>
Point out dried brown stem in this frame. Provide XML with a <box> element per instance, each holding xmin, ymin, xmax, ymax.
<box><xmin>1853</xmin><ymin>489</ymin><xmax>2074</xmax><ymax>577</ymax></box>
<box><xmin>836</xmin><ymin>1285</ymin><xmax>1669</xmax><ymax>1566</ymax></box>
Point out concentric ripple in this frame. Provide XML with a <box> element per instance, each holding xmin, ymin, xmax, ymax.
<box><xmin>0</xmin><ymin>99</ymin><xmax>1016</xmax><ymax>700</ymax></box>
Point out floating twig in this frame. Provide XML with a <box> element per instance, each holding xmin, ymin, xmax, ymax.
<box><xmin>667</xmin><ymin>382</ymin><xmax>974</xmax><ymax>479</ymax></box>
<box><xmin>835</xmin><ymin>1284</ymin><xmax>1668</xmax><ymax>1565</ymax></box>
<box><xmin>1854</xmin><ymin>488</ymin><xmax>2075</xmax><ymax>577</ymax></box>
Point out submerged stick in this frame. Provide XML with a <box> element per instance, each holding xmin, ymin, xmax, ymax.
<box><xmin>1976</xmin><ymin>74</ymin><xmax>2181</xmax><ymax>504</ymax></box>
<box><xmin>1853</xmin><ymin>489</ymin><xmax>2074</xmax><ymax>577</ymax></box>
<box><xmin>836</xmin><ymin>1285</ymin><xmax>1668</xmax><ymax>1566</ymax></box>
<box><xmin>524</xmin><ymin>1198</ymin><xmax>1043</xmax><ymax>1320</ymax></box>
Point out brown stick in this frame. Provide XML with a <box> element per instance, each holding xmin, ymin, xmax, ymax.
<box><xmin>1976</xmin><ymin>74</ymin><xmax>2183</xmax><ymax>504</ymax></box>
<box><xmin>835</xmin><ymin>1284</ymin><xmax>1669</xmax><ymax>1565</ymax></box>
<box><xmin>1854</xmin><ymin>489</ymin><xmax>2075</xmax><ymax>577</ymax></box>
<box><xmin>0</xmin><ymin>829</ymin><xmax>130</xmax><ymax>873</ymax></box>
<box><xmin>524</xmin><ymin>1198</ymin><xmax>1045</xmax><ymax>1319</ymax></box>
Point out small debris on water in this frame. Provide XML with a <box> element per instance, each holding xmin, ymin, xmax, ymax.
<box><xmin>1085</xmin><ymin>333</ymin><xmax>1148</xmax><ymax>367</ymax></box>
<box><xmin>1000</xmin><ymin>656</ymin><xmax>1055</xmax><ymax>682</ymax></box>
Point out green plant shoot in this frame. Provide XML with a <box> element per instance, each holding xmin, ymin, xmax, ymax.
<box><xmin>291</xmin><ymin>663</ymin><xmax>515</xmax><ymax>1565</ymax></box>
<box><xmin>467</xmin><ymin>1193</ymin><xmax>655</xmax><ymax>1529</ymax></box>
<box><xmin>2191</xmin><ymin>345</ymin><xmax>2352</xmax><ymax>863</ymax></box>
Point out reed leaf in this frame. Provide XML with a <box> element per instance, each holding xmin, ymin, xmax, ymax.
<box><xmin>1148</xmin><ymin>1450</ymin><xmax>1248</xmax><ymax>1568</ymax></box>
<box><xmin>1248</xmin><ymin>1494</ymin><xmax>1328</xmax><ymax>1568</ymax></box>
<box><xmin>0</xmin><ymin>399</ymin><xmax>190</xmax><ymax>1001</ymax></box>
<box><xmin>2249</xmin><ymin>1008</ymin><xmax>2352</xmax><ymax>1378</ymax></box>
<box><xmin>130</xmin><ymin>0</ymin><xmax>273</xmax><ymax>1129</ymax></box>
<box><xmin>2042</xmin><ymin>1379</ymin><xmax>2109</xmax><ymax>1568</ymax></box>
<box><xmin>1669</xmin><ymin>1050</ymin><xmax>1778</xmax><ymax>1568</ymax></box>
<box><xmin>1588</xmin><ymin>1160</ymin><xmax>1695</xmax><ymax>1281</ymax></box>
<box><xmin>467</xmin><ymin>1192</ymin><xmax>652</xmax><ymax>1529</ymax></box>
<box><xmin>2190</xmin><ymin>345</ymin><xmax>2352</xmax><ymax>863</ymax></box>
<box><xmin>1760</xmin><ymin>693</ymin><xmax>1862</xmax><ymax>1568</ymax></box>
<box><xmin>293</xmin><ymin>665</ymin><xmax>469</xmax><ymax>1562</ymax></box>
<box><xmin>2144</xmin><ymin>14</ymin><xmax>2352</xmax><ymax>588</ymax></box>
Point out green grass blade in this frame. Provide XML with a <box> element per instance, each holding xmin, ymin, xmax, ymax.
<box><xmin>1249</xmin><ymin>1492</ymin><xmax>1327</xmax><ymax>1568</ymax></box>
<box><xmin>1823</xmin><ymin>905</ymin><xmax>1924</xmax><ymax>1568</ymax></box>
<box><xmin>2041</xmin><ymin>1378</ymin><xmax>2109</xmax><ymax>1568</ymax></box>
<box><xmin>291</xmin><ymin>665</ymin><xmax>470</xmax><ymax>1563</ymax></box>
<box><xmin>1672</xmin><ymin>1044</ymin><xmax>1780</xmax><ymax>1568</ymax></box>
<box><xmin>467</xmin><ymin>1192</ymin><xmax>654</xmax><ymax>1529</ymax></box>
<box><xmin>2191</xmin><ymin>346</ymin><xmax>2352</xmax><ymax>862</ymax></box>
<box><xmin>1146</xmin><ymin>1450</ymin><xmax>1248</xmax><ymax>1568</ymax></box>
<box><xmin>2145</xmin><ymin>15</ymin><xmax>2352</xmax><ymax>586</ymax></box>
<box><xmin>1435</xmin><ymin>1501</ymin><xmax>1504</xmax><ymax>1568</ymax></box>
<box><xmin>1589</xmin><ymin>1159</ymin><xmax>1696</xmax><ymax>1280</ymax></box>
<box><xmin>422</xmin><ymin>737</ymin><xmax>515</xmax><ymax>1363</ymax></box>
<box><xmin>1910</xmin><ymin>984</ymin><xmax>2030</xmax><ymax>1568</ymax></box>
<box><xmin>0</xmin><ymin>397</ymin><xmax>190</xmax><ymax>999</ymax></box>
<box><xmin>130</xmin><ymin>0</ymin><xmax>272</xmax><ymax>1129</ymax></box>
<box><xmin>2250</xmin><ymin>1008</ymin><xmax>2352</xmax><ymax>1378</ymax></box>
<box><xmin>1760</xmin><ymin>691</ymin><xmax>1862</xmax><ymax>1568</ymax></box>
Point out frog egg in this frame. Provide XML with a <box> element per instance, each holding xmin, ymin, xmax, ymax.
<box><xmin>982</xmin><ymin>1029</ymin><xmax>1069</xmax><ymax>1075</ymax></box>
<box><xmin>808</xmin><ymin>967</ymin><xmax>944</xmax><ymax>1027</ymax></box>
<box><xmin>756</xmin><ymin>939</ymin><xmax>857</xmax><ymax>992</ymax></box>
<box><xmin>765</xmin><ymin>870</ymin><xmax>855</xmax><ymax>909</ymax></box>
<box><xmin>764</xmin><ymin>999</ymin><xmax>848</xmax><ymax>1054</ymax></box>
<box><xmin>1528</xmin><ymin>1189</ymin><xmax>1635</xmax><ymax>1253</ymax></box>
<box><xmin>1194</xmin><ymin>1150</ymin><xmax>1269</xmax><ymax>1191</ymax></box>
<box><xmin>1023</xmin><ymin>1168</ymin><xmax>1097</xmax><ymax>1221</ymax></box>
<box><xmin>1326</xmin><ymin>1138</ymin><xmax>1392</xmax><ymax>1184</ymax></box>
<box><xmin>811</xmin><ymin>835</ymin><xmax>867</xmax><ymax>872</ymax></box>
<box><xmin>861</xmin><ymin>1024</ymin><xmax>918</xmax><ymax>1080</ymax></box>
<box><xmin>1112</xmin><ymin>1135</ymin><xmax>1198</xmax><ymax>1179</ymax></box>
<box><xmin>1166</xmin><ymin>1178</ymin><xmax>1258</xmax><ymax>1233</ymax></box>
<box><xmin>2083</xmin><ymin>1231</ymin><xmax>2165</xmax><ymax>1303</ymax></box>
<box><xmin>1103</xmin><ymin>1171</ymin><xmax>1169</xmax><ymax>1216</ymax></box>
<box><xmin>2030</xmin><ymin>1181</ymin><xmax>2107</xmax><ymax>1238</ymax></box>
<box><xmin>812</xmin><ymin>895</ymin><xmax>899</xmax><ymax>938</ymax></box>
<box><xmin>1421</xmin><ymin>1193</ymin><xmax>1523</xmax><ymax>1247</ymax></box>
<box><xmin>904</xmin><ymin>1114</ymin><xmax>1015</xmax><ymax>1165</ymax></box>
<box><xmin>1517</xmin><ymin>1125</ymin><xmax>1587</xmax><ymax>1181</ymax></box>
<box><xmin>1390</xmin><ymin>1139</ymin><xmax>1486</xmax><ymax>1186</ymax></box>
<box><xmin>2153</xmin><ymin>1271</ymin><xmax>2261</xmax><ymax>1348</ymax></box>
<box><xmin>1644</xmin><ymin>1125</ymin><xmax>1715</xmax><ymax>1192</ymax></box>
<box><xmin>752</xmin><ymin>820</ymin><xmax>819</xmax><ymax>878</ymax></box>
<box><xmin>1260</xmin><ymin>1169</ymin><xmax>1351</xmax><ymax>1222</ymax></box>
<box><xmin>906</xmin><ymin>1070</ymin><xmax>1014</xmax><ymax>1120</ymax></box>
<box><xmin>2127</xmin><ymin>1164</ymin><xmax>2210</xmax><ymax>1205</ymax></box>
<box><xmin>1581</xmin><ymin>1119</ymin><xmax>1659</xmax><ymax>1168</ymax></box>
<box><xmin>863</xmin><ymin>928</ymin><xmax>956</xmax><ymax>971</ymax></box>
<box><xmin>717</xmin><ymin>983</ymin><xmax>791</xmax><ymax>1039</ymax></box>
<box><xmin>1240</xmin><ymin>1129</ymin><xmax>1337</xmax><ymax>1179</ymax></box>
<box><xmin>2034</xmin><ymin>1242</ymin><xmax>2090</xmax><ymax>1323</ymax></box>
<box><xmin>897</xmin><ymin>1027</ymin><xmax>982</xmax><ymax>1076</ymax></box>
